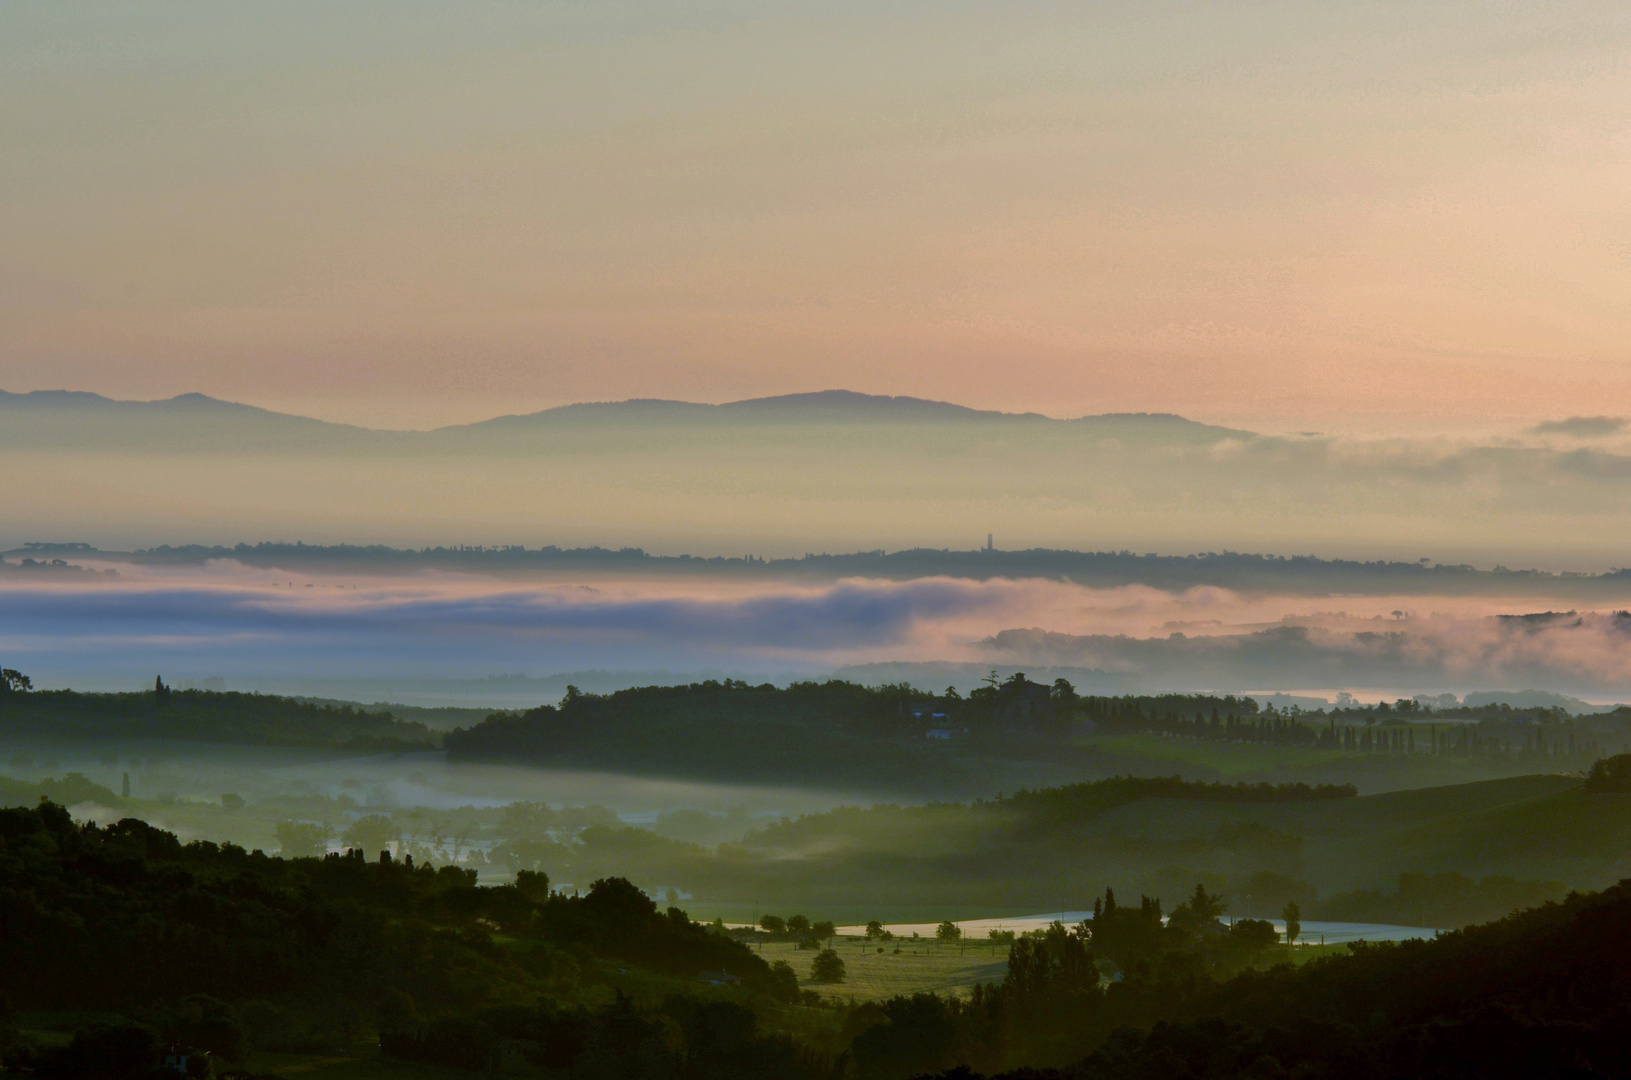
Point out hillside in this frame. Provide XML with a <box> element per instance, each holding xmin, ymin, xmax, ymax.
<box><xmin>549</xmin><ymin>774</ymin><xmax>1621</xmax><ymax>921</ymax></box>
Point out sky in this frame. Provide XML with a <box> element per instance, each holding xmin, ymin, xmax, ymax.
<box><xmin>4</xmin><ymin>1</ymin><xmax>1630</xmax><ymax>431</ymax></box>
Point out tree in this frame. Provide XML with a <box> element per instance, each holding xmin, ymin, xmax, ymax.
<box><xmin>811</xmin><ymin>920</ymin><xmax>836</xmax><ymax>943</ymax></box>
<box><xmin>1186</xmin><ymin>882</ymin><xmax>1225</xmax><ymax>922</ymax></box>
<box><xmin>810</xmin><ymin>948</ymin><xmax>846</xmax><ymax>983</ymax></box>
<box><xmin>1282</xmin><ymin>900</ymin><xmax>1301</xmax><ymax>945</ymax></box>
<box><xmin>865</xmin><ymin>920</ymin><xmax>886</xmax><ymax>940</ymax></box>
<box><xmin>0</xmin><ymin>668</ymin><xmax>31</xmax><ymax>694</ymax></box>
<box><xmin>786</xmin><ymin>914</ymin><xmax>811</xmax><ymax>936</ymax></box>
<box><xmin>935</xmin><ymin>921</ymin><xmax>962</xmax><ymax>943</ymax></box>
<box><xmin>760</xmin><ymin>915</ymin><xmax>787</xmax><ymax>935</ymax></box>
<box><xmin>342</xmin><ymin>814</ymin><xmax>400</xmax><ymax>858</ymax></box>
<box><xmin>274</xmin><ymin>820</ymin><xmax>330</xmax><ymax>858</ymax></box>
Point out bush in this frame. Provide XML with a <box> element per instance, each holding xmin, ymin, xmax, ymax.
<box><xmin>811</xmin><ymin>948</ymin><xmax>846</xmax><ymax>984</ymax></box>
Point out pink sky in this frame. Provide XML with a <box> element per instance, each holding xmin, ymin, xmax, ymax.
<box><xmin>3</xmin><ymin>3</ymin><xmax>1629</xmax><ymax>431</ymax></box>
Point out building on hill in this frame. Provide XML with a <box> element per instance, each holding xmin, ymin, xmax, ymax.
<box><xmin>997</xmin><ymin>675</ymin><xmax>1053</xmax><ymax>726</ymax></box>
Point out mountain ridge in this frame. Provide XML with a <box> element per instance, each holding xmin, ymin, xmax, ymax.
<box><xmin>0</xmin><ymin>387</ymin><xmax>1247</xmax><ymax>444</ymax></box>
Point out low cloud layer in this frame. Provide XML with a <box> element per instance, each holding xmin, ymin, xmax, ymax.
<box><xmin>1530</xmin><ymin>416</ymin><xmax>1628</xmax><ymax>439</ymax></box>
<box><xmin>9</xmin><ymin>563</ymin><xmax>1631</xmax><ymax>699</ymax></box>
<box><xmin>987</xmin><ymin>610</ymin><xmax>1631</xmax><ymax>697</ymax></box>
<box><xmin>0</xmin><ymin>570</ymin><xmax>1025</xmax><ymax>690</ymax></box>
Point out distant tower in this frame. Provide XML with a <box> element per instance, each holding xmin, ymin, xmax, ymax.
<box><xmin>986</xmin><ymin>533</ymin><xmax>994</xmax><ymax>552</ymax></box>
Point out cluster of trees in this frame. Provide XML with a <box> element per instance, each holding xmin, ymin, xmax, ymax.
<box><xmin>846</xmin><ymin>884</ymin><xmax>1292</xmax><ymax>1078</ymax></box>
<box><xmin>756</xmin><ymin>913</ymin><xmax>837</xmax><ymax>947</ymax></box>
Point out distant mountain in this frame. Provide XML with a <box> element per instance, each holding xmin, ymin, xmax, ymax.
<box><xmin>0</xmin><ymin>388</ymin><xmax>1248</xmax><ymax>452</ymax></box>
<box><xmin>0</xmin><ymin>389</ymin><xmax>385</xmax><ymax>452</ymax></box>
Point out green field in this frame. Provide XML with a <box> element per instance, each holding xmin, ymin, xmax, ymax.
<box><xmin>756</xmin><ymin>938</ymin><xmax>1011</xmax><ymax>1003</ymax></box>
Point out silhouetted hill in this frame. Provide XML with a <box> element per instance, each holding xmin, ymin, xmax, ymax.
<box><xmin>0</xmin><ymin>387</ymin><xmax>1247</xmax><ymax>452</ymax></box>
<box><xmin>0</xmin><ymin>389</ymin><xmax>385</xmax><ymax>452</ymax></box>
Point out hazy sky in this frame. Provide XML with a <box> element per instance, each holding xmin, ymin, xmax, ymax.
<box><xmin>4</xmin><ymin>1</ymin><xmax>1629</xmax><ymax>430</ymax></box>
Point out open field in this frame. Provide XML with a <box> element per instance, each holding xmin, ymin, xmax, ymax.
<box><xmin>755</xmin><ymin>937</ymin><xmax>1011</xmax><ymax>1003</ymax></box>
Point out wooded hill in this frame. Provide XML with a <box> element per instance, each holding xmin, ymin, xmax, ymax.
<box><xmin>443</xmin><ymin>680</ymin><xmax>1622</xmax><ymax>796</ymax></box>
<box><xmin>0</xmin><ymin>683</ymin><xmax>438</xmax><ymax>751</ymax></box>
<box><xmin>0</xmin><ymin>800</ymin><xmax>821</xmax><ymax>1077</ymax></box>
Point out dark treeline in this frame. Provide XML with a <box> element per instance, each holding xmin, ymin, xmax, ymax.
<box><xmin>1085</xmin><ymin>692</ymin><xmax>1621</xmax><ymax>762</ymax></box>
<box><xmin>0</xmin><ymin>679</ymin><xmax>437</xmax><ymax>751</ymax></box>
<box><xmin>445</xmin><ymin>677</ymin><xmax>1621</xmax><ymax>778</ymax></box>
<box><xmin>94</xmin><ymin>541</ymin><xmax>1631</xmax><ymax>598</ymax></box>
<box><xmin>0</xmin><ymin>801</ymin><xmax>824</xmax><ymax>1077</ymax></box>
